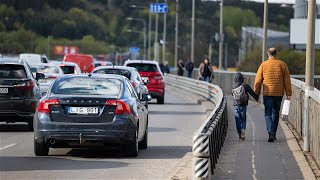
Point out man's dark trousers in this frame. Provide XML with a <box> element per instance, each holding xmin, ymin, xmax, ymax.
<box><xmin>263</xmin><ymin>96</ymin><xmax>283</xmax><ymax>137</ymax></box>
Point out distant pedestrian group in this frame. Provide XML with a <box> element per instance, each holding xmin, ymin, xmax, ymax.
<box><xmin>232</xmin><ymin>48</ymin><xmax>292</xmax><ymax>142</ymax></box>
<box><xmin>177</xmin><ymin>57</ymin><xmax>214</xmax><ymax>83</ymax></box>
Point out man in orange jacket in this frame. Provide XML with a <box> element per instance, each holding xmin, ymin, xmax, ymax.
<box><xmin>254</xmin><ymin>48</ymin><xmax>292</xmax><ymax>142</ymax></box>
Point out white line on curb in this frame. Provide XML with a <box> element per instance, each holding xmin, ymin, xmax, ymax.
<box><xmin>0</xmin><ymin>143</ymin><xmax>16</xmax><ymax>150</ymax></box>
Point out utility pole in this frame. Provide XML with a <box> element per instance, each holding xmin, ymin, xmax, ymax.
<box><xmin>47</xmin><ymin>36</ymin><xmax>50</xmax><ymax>58</ymax></box>
<box><xmin>191</xmin><ymin>0</ymin><xmax>195</xmax><ymax>62</ymax></box>
<box><xmin>262</xmin><ymin>0</ymin><xmax>268</xmax><ymax>62</ymax></box>
<box><xmin>174</xmin><ymin>0</ymin><xmax>179</xmax><ymax>69</ymax></box>
<box><xmin>162</xmin><ymin>0</ymin><xmax>167</xmax><ymax>64</ymax></box>
<box><xmin>154</xmin><ymin>0</ymin><xmax>159</xmax><ymax>61</ymax></box>
<box><xmin>303</xmin><ymin>0</ymin><xmax>316</xmax><ymax>152</ymax></box>
<box><xmin>148</xmin><ymin>8</ymin><xmax>152</xmax><ymax>60</ymax></box>
<box><xmin>218</xmin><ymin>0</ymin><xmax>224</xmax><ymax>86</ymax></box>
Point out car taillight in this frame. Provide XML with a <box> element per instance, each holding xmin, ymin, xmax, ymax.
<box><xmin>105</xmin><ymin>100</ymin><xmax>132</xmax><ymax>115</ymax></box>
<box><xmin>13</xmin><ymin>81</ymin><xmax>34</xmax><ymax>90</ymax></box>
<box><xmin>131</xmin><ymin>81</ymin><xmax>136</xmax><ymax>88</ymax></box>
<box><xmin>37</xmin><ymin>99</ymin><xmax>60</xmax><ymax>113</ymax></box>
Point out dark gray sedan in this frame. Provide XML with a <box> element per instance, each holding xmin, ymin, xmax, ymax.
<box><xmin>33</xmin><ymin>74</ymin><xmax>150</xmax><ymax>157</ymax></box>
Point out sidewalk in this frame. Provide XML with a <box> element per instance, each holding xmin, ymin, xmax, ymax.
<box><xmin>212</xmin><ymin>97</ymin><xmax>315</xmax><ymax>180</ymax></box>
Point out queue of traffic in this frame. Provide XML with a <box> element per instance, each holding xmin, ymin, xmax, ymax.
<box><xmin>0</xmin><ymin>53</ymin><xmax>166</xmax><ymax>157</ymax></box>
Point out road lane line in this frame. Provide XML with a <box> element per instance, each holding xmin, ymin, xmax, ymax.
<box><xmin>0</xmin><ymin>143</ymin><xmax>16</xmax><ymax>150</ymax></box>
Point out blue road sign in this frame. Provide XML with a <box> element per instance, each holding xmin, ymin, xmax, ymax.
<box><xmin>150</xmin><ymin>3</ymin><xmax>168</xmax><ymax>13</ymax></box>
<box><xmin>129</xmin><ymin>47</ymin><xmax>140</xmax><ymax>53</ymax></box>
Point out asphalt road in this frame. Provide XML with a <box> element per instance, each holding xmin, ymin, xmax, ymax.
<box><xmin>0</xmin><ymin>86</ymin><xmax>206</xmax><ymax>180</ymax></box>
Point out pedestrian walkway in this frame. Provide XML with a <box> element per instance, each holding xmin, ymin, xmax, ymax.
<box><xmin>213</xmin><ymin>97</ymin><xmax>315</xmax><ymax>180</ymax></box>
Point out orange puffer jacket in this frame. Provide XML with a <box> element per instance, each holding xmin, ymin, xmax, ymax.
<box><xmin>254</xmin><ymin>57</ymin><xmax>292</xmax><ymax>97</ymax></box>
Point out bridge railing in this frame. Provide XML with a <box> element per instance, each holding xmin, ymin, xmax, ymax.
<box><xmin>165</xmin><ymin>74</ymin><xmax>227</xmax><ymax>179</ymax></box>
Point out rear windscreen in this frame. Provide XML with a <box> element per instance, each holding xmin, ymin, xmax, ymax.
<box><xmin>30</xmin><ymin>65</ymin><xmax>59</xmax><ymax>74</ymax></box>
<box><xmin>126</xmin><ymin>63</ymin><xmax>158</xmax><ymax>72</ymax></box>
<box><xmin>94</xmin><ymin>69</ymin><xmax>131</xmax><ymax>79</ymax></box>
<box><xmin>60</xmin><ymin>65</ymin><xmax>75</xmax><ymax>74</ymax></box>
<box><xmin>0</xmin><ymin>64</ymin><xmax>27</xmax><ymax>79</ymax></box>
<box><xmin>52</xmin><ymin>77</ymin><xmax>121</xmax><ymax>96</ymax></box>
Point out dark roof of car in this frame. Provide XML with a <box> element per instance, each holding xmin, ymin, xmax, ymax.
<box><xmin>93</xmin><ymin>66</ymin><xmax>136</xmax><ymax>72</ymax></box>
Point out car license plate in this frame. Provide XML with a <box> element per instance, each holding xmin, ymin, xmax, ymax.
<box><xmin>69</xmin><ymin>107</ymin><xmax>99</xmax><ymax>115</ymax></box>
<box><xmin>0</xmin><ymin>88</ymin><xmax>8</xmax><ymax>94</ymax></box>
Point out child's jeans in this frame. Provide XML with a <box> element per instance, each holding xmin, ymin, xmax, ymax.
<box><xmin>234</xmin><ymin>105</ymin><xmax>247</xmax><ymax>135</ymax></box>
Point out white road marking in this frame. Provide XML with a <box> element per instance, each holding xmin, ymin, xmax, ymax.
<box><xmin>248</xmin><ymin>113</ymin><xmax>258</xmax><ymax>180</ymax></box>
<box><xmin>0</xmin><ymin>143</ymin><xmax>16</xmax><ymax>150</ymax></box>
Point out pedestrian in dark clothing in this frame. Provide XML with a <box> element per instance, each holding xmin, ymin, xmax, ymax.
<box><xmin>163</xmin><ymin>61</ymin><xmax>170</xmax><ymax>74</ymax></box>
<box><xmin>159</xmin><ymin>63</ymin><xmax>165</xmax><ymax>74</ymax></box>
<box><xmin>198</xmin><ymin>58</ymin><xmax>214</xmax><ymax>82</ymax></box>
<box><xmin>232</xmin><ymin>72</ymin><xmax>259</xmax><ymax>140</ymax></box>
<box><xmin>177</xmin><ymin>60</ymin><xmax>184</xmax><ymax>76</ymax></box>
<box><xmin>185</xmin><ymin>60</ymin><xmax>194</xmax><ymax>78</ymax></box>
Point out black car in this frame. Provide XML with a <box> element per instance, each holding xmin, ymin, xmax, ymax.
<box><xmin>34</xmin><ymin>74</ymin><xmax>151</xmax><ymax>157</ymax></box>
<box><xmin>92</xmin><ymin>66</ymin><xmax>150</xmax><ymax>108</ymax></box>
<box><xmin>0</xmin><ymin>59</ymin><xmax>43</xmax><ymax>130</ymax></box>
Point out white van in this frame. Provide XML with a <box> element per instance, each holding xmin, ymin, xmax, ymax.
<box><xmin>19</xmin><ymin>54</ymin><xmax>49</xmax><ymax>64</ymax></box>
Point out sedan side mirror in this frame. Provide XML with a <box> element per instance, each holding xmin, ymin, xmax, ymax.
<box><xmin>142</xmin><ymin>77</ymin><xmax>149</xmax><ymax>85</ymax></box>
<box><xmin>142</xmin><ymin>94</ymin><xmax>152</xmax><ymax>102</ymax></box>
<box><xmin>36</xmin><ymin>72</ymin><xmax>45</xmax><ymax>81</ymax></box>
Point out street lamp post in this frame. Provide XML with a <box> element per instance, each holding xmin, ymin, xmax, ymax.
<box><xmin>191</xmin><ymin>0</ymin><xmax>195</xmax><ymax>62</ymax></box>
<box><xmin>130</xmin><ymin>5</ymin><xmax>152</xmax><ymax>60</ymax></box>
<box><xmin>162</xmin><ymin>0</ymin><xmax>167</xmax><ymax>64</ymax></box>
<box><xmin>155</xmin><ymin>0</ymin><xmax>159</xmax><ymax>61</ymax></box>
<box><xmin>174</xmin><ymin>0</ymin><xmax>179</xmax><ymax>69</ymax></box>
<box><xmin>262</xmin><ymin>0</ymin><xmax>268</xmax><ymax>62</ymax></box>
<box><xmin>303</xmin><ymin>0</ymin><xmax>316</xmax><ymax>153</ymax></box>
<box><xmin>127</xmin><ymin>17</ymin><xmax>147</xmax><ymax>60</ymax></box>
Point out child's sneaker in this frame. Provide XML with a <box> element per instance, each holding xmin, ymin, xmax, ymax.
<box><xmin>241</xmin><ymin>129</ymin><xmax>246</xmax><ymax>140</ymax></box>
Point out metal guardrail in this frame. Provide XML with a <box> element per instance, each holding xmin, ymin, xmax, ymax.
<box><xmin>165</xmin><ymin>74</ymin><xmax>228</xmax><ymax>179</ymax></box>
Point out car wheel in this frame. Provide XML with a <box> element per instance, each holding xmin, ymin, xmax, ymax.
<box><xmin>125</xmin><ymin>130</ymin><xmax>138</xmax><ymax>157</ymax></box>
<box><xmin>157</xmin><ymin>95</ymin><xmax>164</xmax><ymax>104</ymax></box>
<box><xmin>34</xmin><ymin>139</ymin><xmax>49</xmax><ymax>156</ymax></box>
<box><xmin>139</xmin><ymin>120</ymin><xmax>148</xmax><ymax>150</ymax></box>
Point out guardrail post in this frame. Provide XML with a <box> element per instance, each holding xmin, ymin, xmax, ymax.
<box><xmin>192</xmin><ymin>133</ymin><xmax>211</xmax><ymax>179</ymax></box>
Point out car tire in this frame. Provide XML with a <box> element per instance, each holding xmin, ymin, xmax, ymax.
<box><xmin>157</xmin><ymin>95</ymin><xmax>164</xmax><ymax>104</ymax></box>
<box><xmin>139</xmin><ymin>120</ymin><xmax>148</xmax><ymax>150</ymax></box>
<box><xmin>125</xmin><ymin>130</ymin><xmax>138</xmax><ymax>157</ymax></box>
<box><xmin>34</xmin><ymin>139</ymin><xmax>49</xmax><ymax>156</ymax></box>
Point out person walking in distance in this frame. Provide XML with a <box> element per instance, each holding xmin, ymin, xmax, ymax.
<box><xmin>254</xmin><ymin>48</ymin><xmax>292</xmax><ymax>142</ymax></box>
<box><xmin>177</xmin><ymin>59</ymin><xmax>184</xmax><ymax>76</ymax></box>
<box><xmin>198</xmin><ymin>58</ymin><xmax>214</xmax><ymax>82</ymax></box>
<box><xmin>232</xmin><ymin>72</ymin><xmax>259</xmax><ymax>140</ymax></box>
<box><xmin>185</xmin><ymin>59</ymin><xmax>194</xmax><ymax>78</ymax></box>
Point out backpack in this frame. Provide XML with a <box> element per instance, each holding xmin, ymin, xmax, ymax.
<box><xmin>232</xmin><ymin>85</ymin><xmax>248</xmax><ymax>104</ymax></box>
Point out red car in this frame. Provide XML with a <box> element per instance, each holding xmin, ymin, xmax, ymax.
<box><xmin>63</xmin><ymin>54</ymin><xmax>95</xmax><ymax>73</ymax></box>
<box><xmin>125</xmin><ymin>60</ymin><xmax>165</xmax><ymax>104</ymax></box>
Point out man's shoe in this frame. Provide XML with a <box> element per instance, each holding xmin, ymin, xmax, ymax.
<box><xmin>241</xmin><ymin>129</ymin><xmax>246</xmax><ymax>140</ymax></box>
<box><xmin>274</xmin><ymin>136</ymin><xmax>277</xmax><ymax>141</ymax></box>
<box><xmin>268</xmin><ymin>136</ymin><xmax>274</xmax><ymax>142</ymax></box>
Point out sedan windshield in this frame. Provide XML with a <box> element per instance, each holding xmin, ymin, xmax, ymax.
<box><xmin>51</xmin><ymin>77</ymin><xmax>121</xmax><ymax>96</ymax></box>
